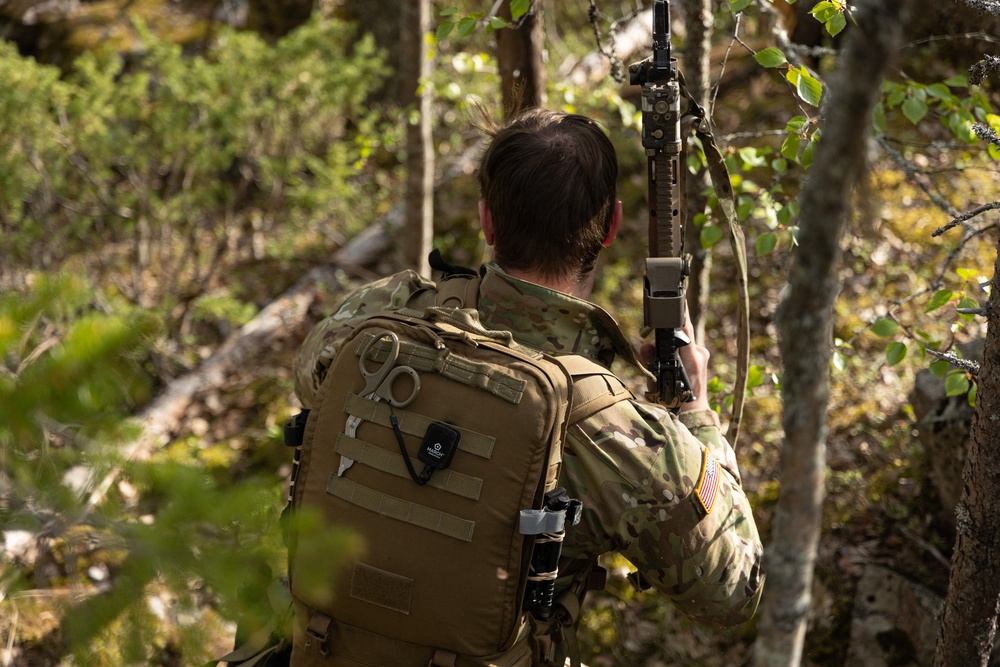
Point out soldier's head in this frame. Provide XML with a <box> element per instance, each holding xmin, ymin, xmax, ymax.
<box><xmin>477</xmin><ymin>108</ymin><xmax>621</xmax><ymax>287</ymax></box>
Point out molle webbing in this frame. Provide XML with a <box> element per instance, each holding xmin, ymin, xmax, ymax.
<box><xmin>343</xmin><ymin>393</ymin><xmax>495</xmax><ymax>459</ymax></box>
<box><xmin>335</xmin><ymin>433</ymin><xmax>484</xmax><ymax>501</ymax></box>
<box><xmin>556</xmin><ymin>355</ymin><xmax>635</xmax><ymax>424</ymax></box>
<box><xmin>355</xmin><ymin>332</ymin><xmax>527</xmax><ymax>405</ymax></box>
<box><xmin>326</xmin><ymin>475</ymin><xmax>476</xmax><ymax>543</ymax></box>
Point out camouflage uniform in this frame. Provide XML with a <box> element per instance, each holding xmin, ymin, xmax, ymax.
<box><xmin>295</xmin><ymin>262</ymin><xmax>764</xmax><ymax>629</ymax></box>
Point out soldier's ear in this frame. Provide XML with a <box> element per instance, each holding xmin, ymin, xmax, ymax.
<box><xmin>479</xmin><ymin>200</ymin><xmax>496</xmax><ymax>246</ymax></box>
<box><xmin>602</xmin><ymin>200</ymin><xmax>623</xmax><ymax>247</ymax></box>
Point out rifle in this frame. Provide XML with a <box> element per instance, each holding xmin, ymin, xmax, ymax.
<box><xmin>630</xmin><ymin>0</ymin><xmax>751</xmax><ymax>439</ymax></box>
<box><xmin>629</xmin><ymin>0</ymin><xmax>692</xmax><ymax>409</ymax></box>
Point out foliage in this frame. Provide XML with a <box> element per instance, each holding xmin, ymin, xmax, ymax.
<box><xmin>0</xmin><ymin>15</ymin><xmax>393</xmax><ymax>335</ymax></box>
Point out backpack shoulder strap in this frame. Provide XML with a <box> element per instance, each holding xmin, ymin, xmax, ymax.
<box><xmin>555</xmin><ymin>355</ymin><xmax>634</xmax><ymax>425</ymax></box>
<box><xmin>404</xmin><ymin>274</ymin><xmax>482</xmax><ymax>311</ymax></box>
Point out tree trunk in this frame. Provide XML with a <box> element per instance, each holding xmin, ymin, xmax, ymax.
<box><xmin>496</xmin><ymin>0</ymin><xmax>546</xmax><ymax>115</ymax></box>
<box><xmin>681</xmin><ymin>0</ymin><xmax>713</xmax><ymax>343</ymax></box>
<box><xmin>401</xmin><ymin>0</ymin><xmax>434</xmax><ymax>277</ymax></box>
<box><xmin>752</xmin><ymin>2</ymin><xmax>909</xmax><ymax>665</ymax></box>
<box><xmin>933</xmin><ymin>244</ymin><xmax>1000</xmax><ymax>665</ymax></box>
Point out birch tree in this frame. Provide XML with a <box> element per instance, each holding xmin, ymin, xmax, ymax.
<box><xmin>752</xmin><ymin>1</ymin><xmax>911</xmax><ymax>664</ymax></box>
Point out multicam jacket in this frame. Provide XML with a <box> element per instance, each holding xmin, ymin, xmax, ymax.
<box><xmin>295</xmin><ymin>262</ymin><xmax>764</xmax><ymax>628</ymax></box>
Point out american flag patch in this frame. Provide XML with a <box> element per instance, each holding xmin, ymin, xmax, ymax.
<box><xmin>695</xmin><ymin>451</ymin><xmax>720</xmax><ymax>515</ymax></box>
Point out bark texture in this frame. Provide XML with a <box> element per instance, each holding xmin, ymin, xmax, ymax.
<box><xmin>933</xmin><ymin>245</ymin><xmax>1000</xmax><ymax>665</ymax></box>
<box><xmin>401</xmin><ymin>0</ymin><xmax>434</xmax><ymax>278</ymax></box>
<box><xmin>752</xmin><ymin>2</ymin><xmax>909</xmax><ymax>665</ymax></box>
<box><xmin>496</xmin><ymin>0</ymin><xmax>546</xmax><ymax>114</ymax></box>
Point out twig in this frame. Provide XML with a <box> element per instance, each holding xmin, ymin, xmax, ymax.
<box><xmin>896</xmin><ymin>524</ymin><xmax>951</xmax><ymax>569</ymax></box>
<box><xmin>925</xmin><ymin>347</ymin><xmax>981</xmax><ymax>375</ymax></box>
<box><xmin>932</xmin><ymin>201</ymin><xmax>1000</xmax><ymax>236</ymax></box>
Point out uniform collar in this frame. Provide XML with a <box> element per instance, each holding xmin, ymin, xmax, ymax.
<box><xmin>477</xmin><ymin>262</ymin><xmax>648</xmax><ymax>375</ymax></box>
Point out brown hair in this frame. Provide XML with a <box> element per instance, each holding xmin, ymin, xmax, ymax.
<box><xmin>477</xmin><ymin>107</ymin><xmax>618</xmax><ymax>283</ymax></box>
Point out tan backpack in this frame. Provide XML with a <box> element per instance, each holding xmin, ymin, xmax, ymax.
<box><xmin>284</xmin><ymin>299</ymin><xmax>627</xmax><ymax>667</ymax></box>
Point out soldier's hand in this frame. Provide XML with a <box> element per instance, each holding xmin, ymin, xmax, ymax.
<box><xmin>639</xmin><ymin>315</ymin><xmax>712</xmax><ymax>413</ymax></box>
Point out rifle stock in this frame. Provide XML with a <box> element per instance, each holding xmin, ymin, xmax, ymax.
<box><xmin>630</xmin><ymin>0</ymin><xmax>693</xmax><ymax>409</ymax></box>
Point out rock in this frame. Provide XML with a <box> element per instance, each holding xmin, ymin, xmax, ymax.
<box><xmin>846</xmin><ymin>566</ymin><xmax>942</xmax><ymax>666</ymax></box>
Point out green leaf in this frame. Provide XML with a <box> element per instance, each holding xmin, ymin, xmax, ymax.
<box><xmin>510</xmin><ymin>0</ymin><xmax>531</xmax><ymax>20</ymax></box>
<box><xmin>945</xmin><ymin>370</ymin><xmax>970</xmax><ymax>397</ymax></box>
<box><xmin>755</xmin><ymin>48</ymin><xmax>788</xmax><ymax>68</ymax></box>
<box><xmin>785</xmin><ymin>115</ymin><xmax>808</xmax><ymax>132</ymax></box>
<box><xmin>809</xmin><ymin>1</ymin><xmax>839</xmax><ymax>22</ymax></box>
<box><xmin>924</xmin><ymin>289</ymin><xmax>955</xmax><ymax>313</ymax></box>
<box><xmin>747</xmin><ymin>365</ymin><xmax>765</xmax><ymax>390</ymax></box>
<box><xmin>873</xmin><ymin>102</ymin><xmax>887</xmax><ymax>133</ymax></box>
<box><xmin>870</xmin><ymin>318</ymin><xmax>899</xmax><ymax>337</ymax></box>
<box><xmin>886</xmin><ymin>342</ymin><xmax>907</xmax><ymax>366</ymax></box>
<box><xmin>802</xmin><ymin>134</ymin><xmax>818</xmax><ymax>168</ymax></box>
<box><xmin>929</xmin><ymin>359</ymin><xmax>950</xmax><ymax>378</ymax></box>
<box><xmin>488</xmin><ymin>16</ymin><xmax>509</xmax><ymax>30</ymax></box>
<box><xmin>781</xmin><ymin>133</ymin><xmax>801</xmax><ymax>161</ymax></box>
<box><xmin>926</xmin><ymin>83</ymin><xmax>952</xmax><ymax>100</ymax></box>
<box><xmin>729</xmin><ymin>0</ymin><xmax>753</xmax><ymax>12</ymax></box>
<box><xmin>826</xmin><ymin>12</ymin><xmax>846</xmax><ymax>36</ymax></box>
<box><xmin>956</xmin><ymin>267</ymin><xmax>979</xmax><ymax>281</ymax></box>
<box><xmin>944</xmin><ymin>74</ymin><xmax>969</xmax><ymax>88</ymax></box>
<box><xmin>756</xmin><ymin>231</ymin><xmax>778</xmax><ymax>255</ymax></box>
<box><xmin>796</xmin><ymin>69</ymin><xmax>823</xmax><ymax>106</ymax></box>
<box><xmin>700</xmin><ymin>224</ymin><xmax>724</xmax><ymax>249</ymax></box>
<box><xmin>968</xmin><ymin>382</ymin><xmax>977</xmax><ymax>408</ymax></box>
<box><xmin>958</xmin><ymin>296</ymin><xmax>980</xmax><ymax>321</ymax></box>
<box><xmin>902</xmin><ymin>96</ymin><xmax>928</xmax><ymax>124</ymax></box>
<box><xmin>439</xmin><ymin>7</ymin><xmax>459</xmax><ymax>17</ymax></box>
<box><xmin>457</xmin><ymin>16</ymin><xmax>478</xmax><ymax>37</ymax></box>
<box><xmin>435</xmin><ymin>21</ymin><xmax>455</xmax><ymax>40</ymax></box>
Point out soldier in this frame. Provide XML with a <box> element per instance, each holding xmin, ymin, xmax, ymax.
<box><xmin>293</xmin><ymin>108</ymin><xmax>764</xmax><ymax>665</ymax></box>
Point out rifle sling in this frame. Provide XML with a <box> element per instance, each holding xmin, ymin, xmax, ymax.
<box><xmin>679</xmin><ymin>72</ymin><xmax>750</xmax><ymax>445</ymax></box>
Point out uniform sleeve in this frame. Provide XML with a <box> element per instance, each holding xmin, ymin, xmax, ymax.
<box><xmin>293</xmin><ymin>270</ymin><xmax>434</xmax><ymax>408</ymax></box>
<box><xmin>561</xmin><ymin>401</ymin><xmax>764</xmax><ymax>627</ymax></box>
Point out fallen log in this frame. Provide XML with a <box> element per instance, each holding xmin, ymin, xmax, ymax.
<box><xmin>83</xmin><ymin>207</ymin><xmax>402</xmax><ymax>510</ymax></box>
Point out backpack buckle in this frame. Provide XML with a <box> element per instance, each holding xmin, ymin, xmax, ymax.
<box><xmin>304</xmin><ymin>611</ymin><xmax>331</xmax><ymax>657</ymax></box>
<box><xmin>284</xmin><ymin>410</ymin><xmax>310</xmax><ymax>448</ymax></box>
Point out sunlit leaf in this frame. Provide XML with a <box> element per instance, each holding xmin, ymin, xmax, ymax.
<box><xmin>809</xmin><ymin>1</ymin><xmax>839</xmax><ymax>22</ymax></box>
<box><xmin>747</xmin><ymin>365</ymin><xmax>765</xmax><ymax>390</ymax></box>
<box><xmin>755</xmin><ymin>48</ymin><xmax>788</xmax><ymax>68</ymax></box>
<box><xmin>796</xmin><ymin>69</ymin><xmax>823</xmax><ymax>106</ymax></box>
<box><xmin>825</xmin><ymin>12</ymin><xmax>846</xmax><ymax>36</ymax></box>
<box><xmin>832</xmin><ymin>351</ymin><xmax>846</xmax><ymax>372</ymax></box>
<box><xmin>924</xmin><ymin>289</ymin><xmax>955</xmax><ymax>313</ymax></box>
<box><xmin>729</xmin><ymin>0</ymin><xmax>753</xmax><ymax>12</ymax></box>
<box><xmin>968</xmin><ymin>382</ymin><xmax>977</xmax><ymax>408</ymax></box>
